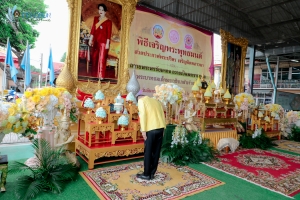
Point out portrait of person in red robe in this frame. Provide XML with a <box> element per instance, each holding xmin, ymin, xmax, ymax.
<box><xmin>78</xmin><ymin>1</ymin><xmax>122</xmax><ymax>82</ymax></box>
<box><xmin>89</xmin><ymin>3</ymin><xmax>112</xmax><ymax>80</ymax></box>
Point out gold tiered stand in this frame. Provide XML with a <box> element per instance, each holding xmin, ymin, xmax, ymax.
<box><xmin>181</xmin><ymin>79</ymin><xmax>238</xmax><ymax>148</ymax></box>
<box><xmin>250</xmin><ymin>107</ymin><xmax>281</xmax><ymax>139</ymax></box>
<box><xmin>76</xmin><ymin>100</ymin><xmax>144</xmax><ymax>169</ymax></box>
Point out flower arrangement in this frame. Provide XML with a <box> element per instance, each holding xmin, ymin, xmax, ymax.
<box><xmin>258</xmin><ymin>111</ymin><xmax>264</xmax><ymax>118</ymax></box>
<box><xmin>264</xmin><ymin>116</ymin><xmax>270</xmax><ymax>123</ymax></box>
<box><xmin>161</xmin><ymin>125</ymin><xmax>215</xmax><ymax>165</ymax></box>
<box><xmin>286</xmin><ymin>111</ymin><xmax>300</xmax><ymax>125</ymax></box>
<box><xmin>281</xmin><ymin>111</ymin><xmax>300</xmax><ymax>137</ymax></box>
<box><xmin>94</xmin><ymin>90</ymin><xmax>105</xmax><ymax>101</ymax></box>
<box><xmin>0</xmin><ymin>101</ymin><xmax>39</xmax><ymax>138</ymax></box>
<box><xmin>117</xmin><ymin>115</ymin><xmax>129</xmax><ymax>126</ymax></box>
<box><xmin>83</xmin><ymin>98</ymin><xmax>95</xmax><ymax>109</ymax></box>
<box><xmin>153</xmin><ymin>83</ymin><xmax>185</xmax><ymax>105</ymax></box>
<box><xmin>0</xmin><ymin>102</ymin><xmax>11</xmax><ymax>126</ymax></box>
<box><xmin>171</xmin><ymin>125</ymin><xmax>189</xmax><ymax>147</ymax></box>
<box><xmin>117</xmin><ymin>115</ymin><xmax>129</xmax><ymax>130</ymax></box>
<box><xmin>234</xmin><ymin>93</ymin><xmax>255</xmax><ymax>111</ymax></box>
<box><xmin>264</xmin><ymin>104</ymin><xmax>284</xmax><ymax>118</ymax></box>
<box><xmin>24</xmin><ymin>87</ymin><xmax>79</xmax><ymax>123</ymax></box>
<box><xmin>0</xmin><ymin>87</ymin><xmax>79</xmax><ymax>139</ymax></box>
<box><xmin>95</xmin><ymin>107</ymin><xmax>107</xmax><ymax>118</ymax></box>
<box><xmin>126</xmin><ymin>92</ymin><xmax>137</xmax><ymax>104</ymax></box>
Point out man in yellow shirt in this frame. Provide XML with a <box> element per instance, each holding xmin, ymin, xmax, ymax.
<box><xmin>137</xmin><ymin>95</ymin><xmax>166</xmax><ymax>180</ymax></box>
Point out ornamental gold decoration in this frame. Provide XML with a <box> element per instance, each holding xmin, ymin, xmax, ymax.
<box><xmin>220</xmin><ymin>29</ymin><xmax>248</xmax><ymax>93</ymax></box>
<box><xmin>94</xmin><ymin>147</ymin><xmax>144</xmax><ymax>159</ymax></box>
<box><xmin>77</xmin><ymin>144</ymin><xmax>90</xmax><ymax>158</ymax></box>
<box><xmin>116</xmin><ymin>132</ymin><xmax>133</xmax><ymax>139</ymax></box>
<box><xmin>65</xmin><ymin>0</ymin><xmax>138</xmax><ymax>95</ymax></box>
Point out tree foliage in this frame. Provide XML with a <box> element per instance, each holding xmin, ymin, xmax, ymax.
<box><xmin>30</xmin><ymin>65</ymin><xmax>41</xmax><ymax>73</ymax></box>
<box><xmin>60</xmin><ymin>52</ymin><xmax>66</xmax><ymax>62</ymax></box>
<box><xmin>0</xmin><ymin>0</ymin><xmax>47</xmax><ymax>61</ymax></box>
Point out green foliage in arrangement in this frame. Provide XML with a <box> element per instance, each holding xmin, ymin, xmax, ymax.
<box><xmin>161</xmin><ymin>129</ymin><xmax>216</xmax><ymax>166</ymax></box>
<box><xmin>289</xmin><ymin>126</ymin><xmax>300</xmax><ymax>142</ymax></box>
<box><xmin>9</xmin><ymin>139</ymin><xmax>78</xmax><ymax>200</ymax></box>
<box><xmin>239</xmin><ymin>131</ymin><xmax>275</xmax><ymax>150</ymax></box>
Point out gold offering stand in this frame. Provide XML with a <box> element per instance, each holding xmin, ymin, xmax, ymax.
<box><xmin>185</xmin><ymin>86</ymin><xmax>238</xmax><ymax>148</ymax></box>
<box><xmin>250</xmin><ymin>107</ymin><xmax>280</xmax><ymax>139</ymax></box>
<box><xmin>76</xmin><ymin>99</ymin><xmax>143</xmax><ymax>169</ymax></box>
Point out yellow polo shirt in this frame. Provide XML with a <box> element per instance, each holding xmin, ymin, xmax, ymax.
<box><xmin>138</xmin><ymin>96</ymin><xmax>166</xmax><ymax>132</ymax></box>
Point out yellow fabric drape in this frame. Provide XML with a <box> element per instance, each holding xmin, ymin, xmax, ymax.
<box><xmin>95</xmin><ymin>17</ymin><xmax>108</xmax><ymax>30</ymax></box>
<box><xmin>201</xmin><ymin>130</ymin><xmax>238</xmax><ymax>148</ymax></box>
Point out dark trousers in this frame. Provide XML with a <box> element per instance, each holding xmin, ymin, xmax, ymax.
<box><xmin>144</xmin><ymin>128</ymin><xmax>164</xmax><ymax>176</ymax></box>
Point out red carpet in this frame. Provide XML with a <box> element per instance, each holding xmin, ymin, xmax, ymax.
<box><xmin>205</xmin><ymin>149</ymin><xmax>300</xmax><ymax>197</ymax></box>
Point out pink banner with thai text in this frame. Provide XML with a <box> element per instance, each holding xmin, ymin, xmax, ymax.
<box><xmin>128</xmin><ymin>6</ymin><xmax>213</xmax><ymax>96</ymax></box>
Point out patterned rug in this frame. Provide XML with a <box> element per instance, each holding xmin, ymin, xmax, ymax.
<box><xmin>204</xmin><ymin>149</ymin><xmax>300</xmax><ymax>197</ymax></box>
<box><xmin>80</xmin><ymin>162</ymin><xmax>224</xmax><ymax>199</ymax></box>
<box><xmin>273</xmin><ymin>140</ymin><xmax>300</xmax><ymax>154</ymax></box>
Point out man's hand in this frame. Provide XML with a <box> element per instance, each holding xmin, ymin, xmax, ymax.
<box><xmin>142</xmin><ymin>131</ymin><xmax>147</xmax><ymax>140</ymax></box>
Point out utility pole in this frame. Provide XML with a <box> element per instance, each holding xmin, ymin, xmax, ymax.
<box><xmin>39</xmin><ymin>53</ymin><xmax>43</xmax><ymax>88</ymax></box>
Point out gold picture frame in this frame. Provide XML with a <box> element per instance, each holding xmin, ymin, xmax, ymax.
<box><xmin>64</xmin><ymin>0</ymin><xmax>138</xmax><ymax>95</ymax></box>
<box><xmin>220</xmin><ymin>29</ymin><xmax>248</xmax><ymax>95</ymax></box>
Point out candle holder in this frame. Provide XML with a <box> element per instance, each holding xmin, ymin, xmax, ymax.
<box><xmin>120</xmin><ymin>124</ymin><xmax>127</xmax><ymax>131</ymax></box>
<box><xmin>192</xmin><ymin>90</ymin><xmax>198</xmax><ymax>97</ymax></box>
<box><xmin>86</xmin><ymin>108</ymin><xmax>92</xmax><ymax>114</ymax></box>
<box><xmin>127</xmin><ymin>100</ymin><xmax>133</xmax><ymax>106</ymax></box>
<box><xmin>97</xmin><ymin>117</ymin><xmax>105</xmax><ymax>124</ymax></box>
<box><xmin>204</xmin><ymin>96</ymin><xmax>211</xmax><ymax>103</ymax></box>
<box><xmin>223</xmin><ymin>98</ymin><xmax>230</xmax><ymax>105</ymax></box>
<box><xmin>95</xmin><ymin>100</ymin><xmax>102</xmax><ymax>108</ymax></box>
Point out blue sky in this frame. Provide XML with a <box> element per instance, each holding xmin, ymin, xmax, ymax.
<box><xmin>30</xmin><ymin>0</ymin><xmax>69</xmax><ymax>72</ymax></box>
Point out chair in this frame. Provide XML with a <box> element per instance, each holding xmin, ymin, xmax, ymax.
<box><xmin>106</xmin><ymin>57</ymin><xmax>119</xmax><ymax>78</ymax></box>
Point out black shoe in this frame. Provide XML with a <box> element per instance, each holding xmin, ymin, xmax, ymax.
<box><xmin>151</xmin><ymin>174</ymin><xmax>155</xmax><ymax>180</ymax></box>
<box><xmin>136</xmin><ymin>173</ymin><xmax>151</xmax><ymax>180</ymax></box>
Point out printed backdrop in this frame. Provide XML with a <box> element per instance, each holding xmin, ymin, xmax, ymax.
<box><xmin>128</xmin><ymin>6</ymin><xmax>213</xmax><ymax>96</ymax></box>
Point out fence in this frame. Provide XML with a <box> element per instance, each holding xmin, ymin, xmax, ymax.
<box><xmin>1</xmin><ymin>133</ymin><xmax>30</xmax><ymax>144</ymax></box>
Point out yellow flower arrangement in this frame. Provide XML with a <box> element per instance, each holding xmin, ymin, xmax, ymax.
<box><xmin>31</xmin><ymin>95</ymin><xmax>41</xmax><ymax>103</ymax></box>
<box><xmin>24</xmin><ymin>91</ymin><xmax>33</xmax><ymax>98</ymax></box>
<box><xmin>153</xmin><ymin>83</ymin><xmax>185</xmax><ymax>105</ymax></box>
<box><xmin>264</xmin><ymin>104</ymin><xmax>284</xmax><ymax>117</ymax></box>
<box><xmin>0</xmin><ymin>87</ymin><xmax>78</xmax><ymax>138</ymax></box>
<box><xmin>233</xmin><ymin>93</ymin><xmax>255</xmax><ymax>111</ymax></box>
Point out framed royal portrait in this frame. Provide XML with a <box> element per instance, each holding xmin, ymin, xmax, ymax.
<box><xmin>65</xmin><ymin>0</ymin><xmax>137</xmax><ymax>95</ymax></box>
<box><xmin>220</xmin><ymin>29</ymin><xmax>248</xmax><ymax>95</ymax></box>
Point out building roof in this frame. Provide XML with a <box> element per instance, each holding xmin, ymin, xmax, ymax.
<box><xmin>138</xmin><ymin>0</ymin><xmax>300</xmax><ymax>62</ymax></box>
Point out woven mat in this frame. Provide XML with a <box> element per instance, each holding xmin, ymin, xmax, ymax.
<box><xmin>80</xmin><ymin>161</ymin><xmax>224</xmax><ymax>199</ymax></box>
<box><xmin>273</xmin><ymin>140</ymin><xmax>300</xmax><ymax>154</ymax></box>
